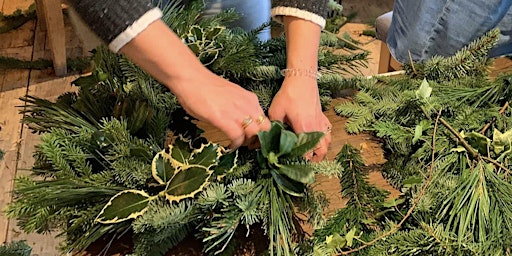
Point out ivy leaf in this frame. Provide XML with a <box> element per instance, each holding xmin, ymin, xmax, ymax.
<box><xmin>279</xmin><ymin>130</ymin><xmax>298</xmax><ymax>155</ymax></box>
<box><xmin>271</xmin><ymin>170</ymin><xmax>305</xmax><ymax>197</ymax></box>
<box><xmin>326</xmin><ymin>233</ymin><xmax>346</xmax><ymax>249</ymax></box>
<box><xmin>276</xmin><ymin>163</ymin><xmax>315</xmax><ymax>184</ymax></box>
<box><xmin>415</xmin><ymin>78</ymin><xmax>432</xmax><ymax>100</ymax></box>
<box><xmin>189</xmin><ymin>143</ymin><xmax>221</xmax><ymax>168</ymax></box>
<box><xmin>287</xmin><ymin>132</ymin><xmax>325</xmax><ymax>157</ymax></box>
<box><xmin>492</xmin><ymin>129</ymin><xmax>512</xmax><ymax>154</ymax></box>
<box><xmin>413</xmin><ymin>124</ymin><xmax>423</xmax><ymax>144</ymax></box>
<box><xmin>345</xmin><ymin>227</ymin><xmax>357</xmax><ymax>247</ymax></box>
<box><xmin>461</xmin><ymin>131</ymin><xmax>491</xmax><ymax>155</ymax></box>
<box><xmin>258</xmin><ymin>122</ymin><xmax>284</xmax><ymax>157</ymax></box>
<box><xmin>152</xmin><ymin>150</ymin><xmax>177</xmax><ymax>185</ymax></box>
<box><xmin>96</xmin><ymin>190</ymin><xmax>153</xmax><ymax>224</ymax></box>
<box><xmin>382</xmin><ymin>198</ymin><xmax>406</xmax><ymax>208</ymax></box>
<box><xmin>165</xmin><ymin>166</ymin><xmax>212</xmax><ymax>203</ymax></box>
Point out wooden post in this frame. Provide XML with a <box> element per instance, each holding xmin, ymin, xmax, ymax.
<box><xmin>34</xmin><ymin>0</ymin><xmax>47</xmax><ymax>30</ymax></box>
<box><xmin>36</xmin><ymin>0</ymin><xmax>67</xmax><ymax>76</ymax></box>
<box><xmin>377</xmin><ymin>40</ymin><xmax>392</xmax><ymax>74</ymax></box>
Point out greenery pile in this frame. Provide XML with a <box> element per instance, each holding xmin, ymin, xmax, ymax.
<box><xmin>6</xmin><ymin>0</ymin><xmax>512</xmax><ymax>254</ymax></box>
<box><xmin>327</xmin><ymin>29</ymin><xmax>512</xmax><ymax>255</ymax></box>
<box><xmin>4</xmin><ymin>1</ymin><xmax>367</xmax><ymax>256</ymax></box>
<box><xmin>0</xmin><ymin>241</ymin><xmax>32</xmax><ymax>256</ymax></box>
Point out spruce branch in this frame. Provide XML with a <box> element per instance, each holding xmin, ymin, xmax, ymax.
<box><xmin>340</xmin><ymin>110</ymin><xmax>442</xmax><ymax>255</ymax></box>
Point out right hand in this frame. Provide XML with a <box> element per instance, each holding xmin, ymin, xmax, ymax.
<box><xmin>171</xmin><ymin>70</ymin><xmax>271</xmax><ymax>148</ymax></box>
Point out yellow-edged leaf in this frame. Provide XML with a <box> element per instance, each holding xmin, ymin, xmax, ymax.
<box><xmin>165</xmin><ymin>166</ymin><xmax>212</xmax><ymax>203</ymax></box>
<box><xmin>95</xmin><ymin>190</ymin><xmax>153</xmax><ymax>224</ymax></box>
<box><xmin>152</xmin><ymin>149</ymin><xmax>178</xmax><ymax>185</ymax></box>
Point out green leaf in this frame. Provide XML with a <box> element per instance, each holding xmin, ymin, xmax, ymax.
<box><xmin>214</xmin><ymin>150</ymin><xmax>238</xmax><ymax>179</ymax></box>
<box><xmin>152</xmin><ymin>150</ymin><xmax>177</xmax><ymax>185</ymax></box>
<box><xmin>403</xmin><ymin>176</ymin><xmax>423</xmax><ymax>188</ymax></box>
<box><xmin>415</xmin><ymin>78</ymin><xmax>432</xmax><ymax>100</ymax></box>
<box><xmin>96</xmin><ymin>190</ymin><xmax>152</xmax><ymax>224</ymax></box>
<box><xmin>345</xmin><ymin>227</ymin><xmax>357</xmax><ymax>247</ymax></box>
<box><xmin>170</xmin><ymin>137</ymin><xmax>193</xmax><ymax>166</ymax></box>
<box><xmin>461</xmin><ymin>131</ymin><xmax>491</xmax><ymax>155</ymax></box>
<box><xmin>492</xmin><ymin>129</ymin><xmax>512</xmax><ymax>154</ymax></box>
<box><xmin>276</xmin><ymin>163</ymin><xmax>315</xmax><ymax>184</ymax></box>
<box><xmin>270</xmin><ymin>170</ymin><xmax>305</xmax><ymax>197</ymax></box>
<box><xmin>382</xmin><ymin>198</ymin><xmax>406</xmax><ymax>208</ymax></box>
<box><xmin>165</xmin><ymin>166</ymin><xmax>212</xmax><ymax>202</ymax></box>
<box><xmin>258</xmin><ymin>122</ymin><xmax>284</xmax><ymax>157</ymax></box>
<box><xmin>189</xmin><ymin>143</ymin><xmax>221</xmax><ymax>168</ymax></box>
<box><xmin>279</xmin><ymin>130</ymin><xmax>298</xmax><ymax>155</ymax></box>
<box><xmin>287</xmin><ymin>132</ymin><xmax>325</xmax><ymax>157</ymax></box>
<box><xmin>326</xmin><ymin>233</ymin><xmax>346</xmax><ymax>250</ymax></box>
<box><xmin>412</xmin><ymin>124</ymin><xmax>423</xmax><ymax>144</ymax></box>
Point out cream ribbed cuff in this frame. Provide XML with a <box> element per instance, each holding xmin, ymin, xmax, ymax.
<box><xmin>109</xmin><ymin>8</ymin><xmax>163</xmax><ymax>53</ymax></box>
<box><xmin>271</xmin><ymin>7</ymin><xmax>326</xmax><ymax>29</ymax></box>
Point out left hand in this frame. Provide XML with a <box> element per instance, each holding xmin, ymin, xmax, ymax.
<box><xmin>268</xmin><ymin>76</ymin><xmax>332</xmax><ymax>162</ymax></box>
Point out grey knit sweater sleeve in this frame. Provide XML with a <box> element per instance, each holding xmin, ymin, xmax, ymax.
<box><xmin>271</xmin><ymin>0</ymin><xmax>329</xmax><ymax>28</ymax></box>
<box><xmin>67</xmin><ymin>0</ymin><xmax>162</xmax><ymax>52</ymax></box>
<box><xmin>272</xmin><ymin>0</ymin><xmax>329</xmax><ymax>18</ymax></box>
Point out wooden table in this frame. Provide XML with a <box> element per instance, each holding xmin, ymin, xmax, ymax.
<box><xmin>34</xmin><ymin>0</ymin><xmax>67</xmax><ymax>76</ymax></box>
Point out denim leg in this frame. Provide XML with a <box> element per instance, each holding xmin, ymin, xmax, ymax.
<box><xmin>204</xmin><ymin>0</ymin><xmax>271</xmax><ymax>41</ymax></box>
<box><xmin>387</xmin><ymin>0</ymin><xmax>512</xmax><ymax>63</ymax></box>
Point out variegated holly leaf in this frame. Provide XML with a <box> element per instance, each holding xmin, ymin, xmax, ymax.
<box><xmin>287</xmin><ymin>132</ymin><xmax>325</xmax><ymax>157</ymax></box>
<box><xmin>170</xmin><ymin>136</ymin><xmax>193</xmax><ymax>167</ymax></box>
<box><xmin>152</xmin><ymin>149</ymin><xmax>178</xmax><ymax>185</ymax></box>
<box><xmin>189</xmin><ymin>143</ymin><xmax>222</xmax><ymax>168</ymax></box>
<box><xmin>169</xmin><ymin>137</ymin><xmax>221</xmax><ymax>168</ymax></box>
<box><xmin>276</xmin><ymin>163</ymin><xmax>315</xmax><ymax>184</ymax></box>
<box><xmin>96</xmin><ymin>190</ymin><xmax>153</xmax><ymax>224</ymax></box>
<box><xmin>165</xmin><ymin>166</ymin><xmax>212</xmax><ymax>203</ymax></box>
<box><xmin>214</xmin><ymin>150</ymin><xmax>238</xmax><ymax>180</ymax></box>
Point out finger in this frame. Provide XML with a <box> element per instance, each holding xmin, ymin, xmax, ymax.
<box><xmin>268</xmin><ymin>105</ymin><xmax>285</xmax><ymax>122</ymax></box>
<box><xmin>310</xmin><ymin>129</ymin><xmax>332</xmax><ymax>162</ymax></box>
<box><xmin>212</xmin><ymin>119</ymin><xmax>246</xmax><ymax>149</ymax></box>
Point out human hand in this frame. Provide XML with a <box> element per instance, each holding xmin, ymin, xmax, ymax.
<box><xmin>172</xmin><ymin>70</ymin><xmax>271</xmax><ymax>149</ymax></box>
<box><xmin>268</xmin><ymin>76</ymin><xmax>332</xmax><ymax>162</ymax></box>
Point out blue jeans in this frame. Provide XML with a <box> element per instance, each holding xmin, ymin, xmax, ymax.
<box><xmin>387</xmin><ymin>0</ymin><xmax>512</xmax><ymax>63</ymax></box>
<box><xmin>203</xmin><ymin>0</ymin><xmax>271</xmax><ymax>41</ymax></box>
<box><xmin>155</xmin><ymin>0</ymin><xmax>271</xmax><ymax>41</ymax></box>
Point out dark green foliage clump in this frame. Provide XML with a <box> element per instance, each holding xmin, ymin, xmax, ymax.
<box><xmin>0</xmin><ymin>240</ymin><xmax>32</xmax><ymax>256</ymax></box>
<box><xmin>0</xmin><ymin>4</ymin><xmax>36</xmax><ymax>34</ymax></box>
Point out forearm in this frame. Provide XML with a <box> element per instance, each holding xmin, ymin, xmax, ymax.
<box><xmin>271</xmin><ymin>0</ymin><xmax>329</xmax><ymax>28</ymax></box>
<box><xmin>283</xmin><ymin>16</ymin><xmax>321</xmax><ymax>71</ymax></box>
<box><xmin>118</xmin><ymin>20</ymin><xmax>208</xmax><ymax>96</ymax></box>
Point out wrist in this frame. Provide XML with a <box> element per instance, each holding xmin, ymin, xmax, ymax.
<box><xmin>280</xmin><ymin>68</ymin><xmax>321</xmax><ymax>80</ymax></box>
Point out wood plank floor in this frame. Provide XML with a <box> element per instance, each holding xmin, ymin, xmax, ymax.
<box><xmin>1</xmin><ymin>0</ymin><xmax>512</xmax><ymax>255</ymax></box>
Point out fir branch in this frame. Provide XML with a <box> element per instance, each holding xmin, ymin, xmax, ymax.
<box><xmin>0</xmin><ymin>240</ymin><xmax>32</xmax><ymax>256</ymax></box>
<box><xmin>341</xmin><ymin>110</ymin><xmax>442</xmax><ymax>255</ymax></box>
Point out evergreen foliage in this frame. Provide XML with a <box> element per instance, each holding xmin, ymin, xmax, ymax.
<box><xmin>331</xmin><ymin>29</ymin><xmax>512</xmax><ymax>255</ymax></box>
<box><xmin>0</xmin><ymin>4</ymin><xmax>36</xmax><ymax>34</ymax></box>
<box><xmin>5</xmin><ymin>2</ymin><xmax>363</xmax><ymax>255</ymax></box>
<box><xmin>0</xmin><ymin>240</ymin><xmax>32</xmax><ymax>256</ymax></box>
